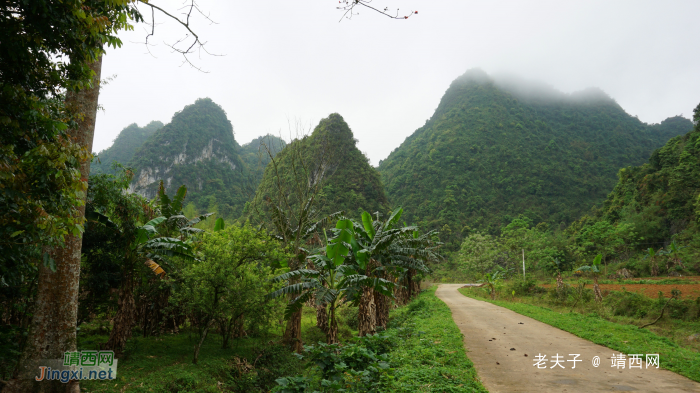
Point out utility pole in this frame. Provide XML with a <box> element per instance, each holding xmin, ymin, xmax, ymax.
<box><xmin>522</xmin><ymin>248</ymin><xmax>525</xmax><ymax>279</ymax></box>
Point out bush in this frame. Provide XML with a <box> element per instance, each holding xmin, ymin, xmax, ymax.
<box><xmin>605</xmin><ymin>290</ymin><xmax>654</xmax><ymax>318</ymax></box>
<box><xmin>272</xmin><ymin>339</ymin><xmax>392</xmax><ymax>393</ymax></box>
<box><xmin>546</xmin><ymin>283</ymin><xmax>572</xmax><ymax>304</ymax></box>
<box><xmin>227</xmin><ymin>342</ymin><xmax>303</xmax><ymax>393</ymax></box>
<box><xmin>506</xmin><ymin>277</ymin><xmax>539</xmax><ymax>296</ymax></box>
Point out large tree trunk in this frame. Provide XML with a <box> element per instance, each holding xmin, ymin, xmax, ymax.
<box><xmin>283</xmin><ymin>307</ymin><xmax>303</xmax><ymax>353</ymax></box>
<box><xmin>374</xmin><ymin>289</ymin><xmax>389</xmax><ymax>330</ymax></box>
<box><xmin>3</xmin><ymin>55</ymin><xmax>102</xmax><ymax>393</ymax></box>
<box><xmin>374</xmin><ymin>270</ymin><xmax>389</xmax><ymax>330</ymax></box>
<box><xmin>106</xmin><ymin>272</ymin><xmax>136</xmax><ymax>354</ymax></box>
<box><xmin>593</xmin><ymin>275</ymin><xmax>603</xmax><ymax>303</ymax></box>
<box><xmin>556</xmin><ymin>271</ymin><xmax>563</xmax><ymax>292</ymax></box>
<box><xmin>316</xmin><ymin>303</ymin><xmax>328</xmax><ymax>335</ymax></box>
<box><xmin>394</xmin><ymin>276</ymin><xmax>408</xmax><ymax>306</ymax></box>
<box><xmin>326</xmin><ymin>305</ymin><xmax>338</xmax><ymax>344</ymax></box>
<box><xmin>358</xmin><ymin>286</ymin><xmax>376</xmax><ymax>337</ymax></box>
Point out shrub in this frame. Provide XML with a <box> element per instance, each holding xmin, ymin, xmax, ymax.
<box><xmin>506</xmin><ymin>277</ymin><xmax>539</xmax><ymax>296</ymax></box>
<box><xmin>605</xmin><ymin>291</ymin><xmax>654</xmax><ymax>318</ymax></box>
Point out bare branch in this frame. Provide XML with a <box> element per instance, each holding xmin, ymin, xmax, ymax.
<box><xmin>337</xmin><ymin>0</ymin><xmax>417</xmax><ymax>22</ymax></box>
<box><xmin>135</xmin><ymin>0</ymin><xmax>224</xmax><ymax>72</ymax></box>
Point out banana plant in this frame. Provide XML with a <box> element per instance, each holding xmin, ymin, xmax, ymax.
<box><xmin>642</xmin><ymin>247</ymin><xmax>662</xmax><ymax>276</ymax></box>
<box><xmin>85</xmin><ymin>182</ymin><xmax>201</xmax><ymax>353</ymax></box>
<box><xmin>575</xmin><ymin>253</ymin><xmax>603</xmax><ymax>302</ymax></box>
<box><xmin>661</xmin><ymin>241</ymin><xmax>686</xmax><ymax>271</ymax></box>
<box><xmin>479</xmin><ymin>271</ymin><xmax>501</xmax><ymax>300</ymax></box>
<box><xmin>349</xmin><ymin>208</ymin><xmax>435</xmax><ymax>334</ymax></box>
<box><xmin>267</xmin><ymin>219</ymin><xmax>393</xmax><ymax>344</ymax></box>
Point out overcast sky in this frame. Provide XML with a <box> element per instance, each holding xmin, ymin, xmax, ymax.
<box><xmin>94</xmin><ymin>0</ymin><xmax>700</xmax><ymax>166</ymax></box>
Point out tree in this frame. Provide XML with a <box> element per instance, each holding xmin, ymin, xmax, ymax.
<box><xmin>480</xmin><ymin>271</ymin><xmax>501</xmax><ymax>300</ymax></box>
<box><xmin>349</xmin><ymin>209</ymin><xmax>436</xmax><ymax>333</ymax></box>
<box><xmin>250</xmin><ymin>129</ymin><xmax>340</xmax><ymax>352</ymax></box>
<box><xmin>659</xmin><ymin>240</ymin><xmax>687</xmax><ymax>273</ymax></box>
<box><xmin>575</xmin><ymin>254</ymin><xmax>603</xmax><ymax>303</ymax></box>
<box><xmin>268</xmin><ymin>219</ymin><xmax>393</xmax><ymax>344</ymax></box>
<box><xmin>174</xmin><ymin>223</ymin><xmax>286</xmax><ymax>363</ymax></box>
<box><xmin>1</xmin><ymin>2</ymin><xmax>141</xmax><ymax>390</ymax></box>
<box><xmin>643</xmin><ymin>247</ymin><xmax>662</xmax><ymax>277</ymax></box>
<box><xmin>84</xmin><ymin>176</ymin><xmax>198</xmax><ymax>354</ymax></box>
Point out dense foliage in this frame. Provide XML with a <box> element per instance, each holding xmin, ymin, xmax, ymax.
<box><xmin>129</xmin><ymin>98</ymin><xmax>250</xmax><ymax>218</ymax></box>
<box><xmin>597</xmin><ymin>103</ymin><xmax>700</xmax><ymax>245</ymax></box>
<box><xmin>378</xmin><ymin>69</ymin><xmax>693</xmax><ymax>250</ymax></box>
<box><xmin>239</xmin><ymin>134</ymin><xmax>287</xmax><ymax>183</ymax></box>
<box><xmin>91</xmin><ymin>121</ymin><xmax>163</xmax><ymax>175</ymax></box>
<box><xmin>439</xmin><ymin>102</ymin><xmax>699</xmax><ymax>283</ymax></box>
<box><xmin>0</xmin><ymin>0</ymin><xmax>141</xmax><ymax>287</ymax></box>
<box><xmin>254</xmin><ymin>113</ymin><xmax>388</xmax><ymax>220</ymax></box>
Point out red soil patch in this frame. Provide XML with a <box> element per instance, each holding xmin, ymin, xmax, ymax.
<box><xmin>596</xmin><ymin>284</ymin><xmax>700</xmax><ymax>299</ymax></box>
<box><xmin>542</xmin><ymin>281</ymin><xmax>700</xmax><ymax>299</ymax></box>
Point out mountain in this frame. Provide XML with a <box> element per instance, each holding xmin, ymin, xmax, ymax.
<box><xmin>253</xmin><ymin>113</ymin><xmax>388</xmax><ymax>221</ymax></box>
<box><xmin>239</xmin><ymin>134</ymin><xmax>287</xmax><ymax>183</ymax></box>
<box><xmin>91</xmin><ymin>121</ymin><xmax>163</xmax><ymax>175</ymax></box>
<box><xmin>597</xmin><ymin>103</ymin><xmax>700</xmax><ymax>244</ymax></box>
<box><xmin>128</xmin><ymin>98</ymin><xmax>248</xmax><ymax>218</ymax></box>
<box><xmin>377</xmin><ymin>69</ymin><xmax>693</xmax><ymax>249</ymax></box>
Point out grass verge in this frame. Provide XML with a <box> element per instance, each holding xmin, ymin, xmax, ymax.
<box><xmin>458</xmin><ymin>287</ymin><xmax>700</xmax><ymax>383</ymax></box>
<box><xmin>384</xmin><ymin>286</ymin><xmax>487</xmax><ymax>392</ymax></box>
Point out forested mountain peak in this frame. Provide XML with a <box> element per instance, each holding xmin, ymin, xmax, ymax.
<box><xmin>239</xmin><ymin>134</ymin><xmax>287</xmax><ymax>181</ymax></box>
<box><xmin>90</xmin><ymin>120</ymin><xmax>163</xmax><ymax>175</ymax></box>
<box><xmin>254</xmin><ymin>113</ymin><xmax>388</xmax><ymax>220</ymax></box>
<box><xmin>128</xmin><ymin>98</ymin><xmax>248</xmax><ymax>217</ymax></box>
<box><xmin>596</xmin><ymin>103</ymin><xmax>700</xmax><ymax>244</ymax></box>
<box><xmin>378</xmin><ymin>70</ymin><xmax>693</xmax><ymax>250</ymax></box>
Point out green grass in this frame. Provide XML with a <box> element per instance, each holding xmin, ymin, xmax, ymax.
<box><xmin>384</xmin><ymin>286</ymin><xmax>487</xmax><ymax>392</ymax></box>
<box><xmin>78</xmin><ymin>325</ymin><xmax>301</xmax><ymax>392</ymax></box>
<box><xmin>573</xmin><ymin>278</ymin><xmax>698</xmax><ymax>285</ymax></box>
<box><xmin>458</xmin><ymin>287</ymin><xmax>700</xmax><ymax>383</ymax></box>
<box><xmin>76</xmin><ymin>288</ymin><xmax>486</xmax><ymax>392</ymax></box>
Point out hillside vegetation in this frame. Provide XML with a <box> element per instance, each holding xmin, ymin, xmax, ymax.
<box><xmin>252</xmin><ymin>113</ymin><xmax>388</xmax><ymax>220</ymax></box>
<box><xmin>128</xmin><ymin>98</ymin><xmax>249</xmax><ymax>218</ymax></box>
<box><xmin>239</xmin><ymin>134</ymin><xmax>287</xmax><ymax>183</ymax></box>
<box><xmin>378</xmin><ymin>69</ymin><xmax>693</xmax><ymax>250</ymax></box>
<box><xmin>91</xmin><ymin>121</ymin><xmax>163</xmax><ymax>175</ymax></box>
<box><xmin>596</xmin><ymin>104</ymin><xmax>700</xmax><ymax>245</ymax></box>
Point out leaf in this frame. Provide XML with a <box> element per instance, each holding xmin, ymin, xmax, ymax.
<box><xmin>172</xmin><ymin>185</ymin><xmax>187</xmax><ymax>212</ymax></box>
<box><xmin>85</xmin><ymin>210</ymin><xmax>118</xmax><ymax>230</ymax></box>
<box><xmin>326</xmin><ymin>219</ymin><xmax>354</xmax><ymax>266</ymax></box>
<box><xmin>214</xmin><ymin>217</ymin><xmax>225</xmax><ymax>232</ymax></box>
<box><xmin>385</xmin><ymin>207</ymin><xmax>403</xmax><ymax>230</ymax></box>
<box><xmin>361</xmin><ymin>211</ymin><xmax>375</xmax><ymax>240</ymax></box>
<box><xmin>592</xmin><ymin>253</ymin><xmax>602</xmax><ymax>266</ymax></box>
<box><xmin>144</xmin><ymin>216</ymin><xmax>166</xmax><ymax>227</ymax></box>
<box><xmin>186</xmin><ymin>212</ymin><xmax>215</xmax><ymax>227</ymax></box>
<box><xmin>144</xmin><ymin>259</ymin><xmax>166</xmax><ymax>278</ymax></box>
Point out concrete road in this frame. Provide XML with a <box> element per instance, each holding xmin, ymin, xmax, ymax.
<box><xmin>436</xmin><ymin>284</ymin><xmax>700</xmax><ymax>392</ymax></box>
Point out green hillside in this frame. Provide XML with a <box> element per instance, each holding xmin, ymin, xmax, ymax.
<box><xmin>239</xmin><ymin>134</ymin><xmax>287</xmax><ymax>183</ymax></box>
<box><xmin>378</xmin><ymin>69</ymin><xmax>693</xmax><ymax>249</ymax></box>
<box><xmin>128</xmin><ymin>98</ymin><xmax>248</xmax><ymax>218</ymax></box>
<box><xmin>253</xmin><ymin>113</ymin><xmax>388</xmax><ymax>221</ymax></box>
<box><xmin>597</xmin><ymin>103</ymin><xmax>700</xmax><ymax>244</ymax></box>
<box><xmin>91</xmin><ymin>121</ymin><xmax>163</xmax><ymax>175</ymax></box>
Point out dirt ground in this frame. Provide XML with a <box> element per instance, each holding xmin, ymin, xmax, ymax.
<box><xmin>544</xmin><ymin>281</ymin><xmax>700</xmax><ymax>299</ymax></box>
<box><xmin>435</xmin><ymin>284</ymin><xmax>700</xmax><ymax>392</ymax></box>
